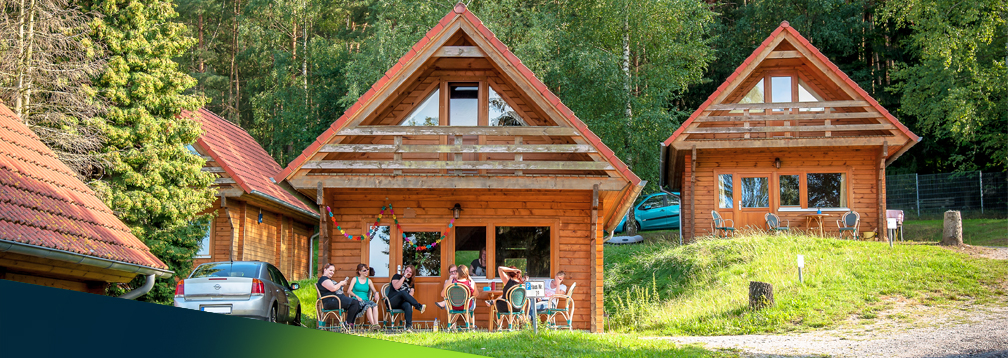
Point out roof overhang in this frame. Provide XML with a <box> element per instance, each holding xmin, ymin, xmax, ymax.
<box><xmin>0</xmin><ymin>239</ymin><xmax>174</xmax><ymax>279</ymax></box>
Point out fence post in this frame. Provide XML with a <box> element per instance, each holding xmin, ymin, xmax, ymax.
<box><xmin>915</xmin><ymin>173</ymin><xmax>920</xmax><ymax>217</ymax></box>
<box><xmin>979</xmin><ymin>171</ymin><xmax>984</xmax><ymax>214</ymax></box>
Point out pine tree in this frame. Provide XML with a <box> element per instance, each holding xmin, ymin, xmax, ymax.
<box><xmin>85</xmin><ymin>0</ymin><xmax>216</xmax><ymax>303</ymax></box>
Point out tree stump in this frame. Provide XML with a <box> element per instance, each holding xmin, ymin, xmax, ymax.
<box><xmin>942</xmin><ymin>210</ymin><xmax>963</xmax><ymax>246</ymax></box>
<box><xmin>749</xmin><ymin>281</ymin><xmax>774</xmax><ymax>310</ymax></box>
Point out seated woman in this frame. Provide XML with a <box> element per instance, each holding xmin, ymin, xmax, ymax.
<box><xmin>386</xmin><ymin>265</ymin><xmax>426</xmax><ymax>331</ymax></box>
<box><xmin>489</xmin><ymin>266</ymin><xmax>524</xmax><ymax>327</ymax></box>
<box><xmin>434</xmin><ymin>264</ymin><xmax>458</xmax><ymax>309</ymax></box>
<box><xmin>316</xmin><ymin>263</ymin><xmax>362</xmax><ymax>327</ymax></box>
<box><xmin>439</xmin><ymin>265</ymin><xmax>476</xmax><ymax>310</ymax></box>
<box><xmin>347</xmin><ymin>263</ymin><xmax>380</xmax><ymax>328</ymax></box>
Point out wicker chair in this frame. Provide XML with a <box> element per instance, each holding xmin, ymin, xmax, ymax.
<box><xmin>380</xmin><ymin>283</ymin><xmax>406</xmax><ymax>329</ymax></box>
<box><xmin>314</xmin><ymin>283</ymin><xmax>346</xmax><ymax>331</ymax></box>
<box><xmin>765</xmin><ymin>213</ymin><xmax>790</xmax><ymax>233</ymax></box>
<box><xmin>539</xmin><ymin>282</ymin><xmax>577</xmax><ymax>330</ymax></box>
<box><xmin>837</xmin><ymin>210</ymin><xmax>861</xmax><ymax>239</ymax></box>
<box><xmin>712</xmin><ymin>210</ymin><xmax>735</xmax><ymax>237</ymax></box>
<box><xmin>489</xmin><ymin>285</ymin><xmax>529</xmax><ymax>331</ymax></box>
<box><xmin>444</xmin><ymin>283</ymin><xmax>475</xmax><ymax>330</ymax></box>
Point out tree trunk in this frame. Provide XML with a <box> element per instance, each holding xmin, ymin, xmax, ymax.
<box><xmin>749</xmin><ymin>281</ymin><xmax>774</xmax><ymax>310</ymax></box>
<box><xmin>941</xmin><ymin>210</ymin><xmax>963</xmax><ymax>246</ymax></box>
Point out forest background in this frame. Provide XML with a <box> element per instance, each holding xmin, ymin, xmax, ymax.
<box><xmin>1</xmin><ymin>0</ymin><xmax>1005</xmax><ymax>303</ymax></box>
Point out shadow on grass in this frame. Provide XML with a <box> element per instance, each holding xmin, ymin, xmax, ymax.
<box><xmin>363</xmin><ymin>330</ymin><xmax>733</xmax><ymax>358</ymax></box>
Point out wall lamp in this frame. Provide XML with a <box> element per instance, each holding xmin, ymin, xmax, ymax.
<box><xmin>774</xmin><ymin>157</ymin><xmax>781</xmax><ymax>169</ymax></box>
<box><xmin>452</xmin><ymin>203</ymin><xmax>462</xmax><ymax>219</ymax></box>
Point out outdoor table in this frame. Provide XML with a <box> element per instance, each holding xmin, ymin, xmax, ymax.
<box><xmin>805</xmin><ymin>213</ymin><xmax>831</xmax><ymax>236</ymax></box>
<box><xmin>477</xmin><ymin>288</ymin><xmax>503</xmax><ymax>331</ymax></box>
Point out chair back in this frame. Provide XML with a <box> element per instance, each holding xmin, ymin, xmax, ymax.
<box><xmin>445</xmin><ymin>283</ymin><xmax>471</xmax><ymax>309</ymax></box>
<box><xmin>842</xmin><ymin>211</ymin><xmax>859</xmax><ymax>227</ymax></box>
<box><xmin>381</xmin><ymin>283</ymin><xmax>394</xmax><ymax>310</ymax></box>
<box><xmin>505</xmin><ymin>285</ymin><xmax>527</xmax><ymax>310</ymax></box>
<box><xmin>886</xmin><ymin>210</ymin><xmax>904</xmax><ymax>224</ymax></box>
<box><xmin>712</xmin><ymin>210</ymin><xmax>724</xmax><ymax>227</ymax></box>
<box><xmin>765</xmin><ymin>213</ymin><xmax>780</xmax><ymax>229</ymax></box>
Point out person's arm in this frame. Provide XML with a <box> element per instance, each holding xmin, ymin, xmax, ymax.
<box><xmin>391</xmin><ymin>275</ymin><xmax>405</xmax><ymax>290</ymax></box>
<box><xmin>367</xmin><ymin>279</ymin><xmax>379</xmax><ymax>301</ymax></box>
<box><xmin>497</xmin><ymin>266</ymin><xmax>519</xmax><ymax>284</ymax></box>
<box><xmin>346</xmin><ymin>278</ymin><xmax>360</xmax><ymax>300</ymax></box>
<box><xmin>321</xmin><ymin>278</ymin><xmax>341</xmax><ymax>293</ymax></box>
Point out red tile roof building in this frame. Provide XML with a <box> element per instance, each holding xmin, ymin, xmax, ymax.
<box><xmin>184</xmin><ymin>109</ymin><xmax>318</xmax><ymax>281</ymax></box>
<box><xmin>0</xmin><ymin>103</ymin><xmax>171</xmax><ymax>294</ymax></box>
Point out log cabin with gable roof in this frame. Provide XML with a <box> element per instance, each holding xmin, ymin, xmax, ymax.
<box><xmin>185</xmin><ymin>108</ymin><xmax>319</xmax><ymax>281</ymax></box>
<box><xmin>660</xmin><ymin>21</ymin><xmax>920</xmax><ymax>242</ymax></box>
<box><xmin>277</xmin><ymin>3</ymin><xmax>643</xmax><ymax>331</ymax></box>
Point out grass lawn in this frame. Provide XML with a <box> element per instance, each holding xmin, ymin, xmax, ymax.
<box><xmin>294</xmin><ymin>277</ymin><xmax>320</xmax><ymax>327</ymax></box>
<box><xmin>604</xmin><ymin>231</ymin><xmax>1008</xmax><ymax>335</ymax></box>
<box><xmin>361</xmin><ymin>330</ymin><xmax>733</xmax><ymax>358</ymax></box>
<box><xmin>902</xmin><ymin>219</ymin><xmax>1007</xmax><ymax>247</ymax></box>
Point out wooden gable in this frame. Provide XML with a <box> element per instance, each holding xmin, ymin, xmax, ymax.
<box><xmin>280</xmin><ymin>3</ymin><xmax>643</xmax><ymax>232</ymax></box>
<box><xmin>664</xmin><ymin>21</ymin><xmax>919</xmax><ymax>161</ymax></box>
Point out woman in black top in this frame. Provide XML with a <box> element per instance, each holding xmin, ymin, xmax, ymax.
<box><xmin>492</xmin><ymin>266</ymin><xmax>524</xmax><ymax>326</ymax></box>
<box><xmin>317</xmin><ymin>263</ymin><xmax>362</xmax><ymax>327</ymax></box>
<box><xmin>386</xmin><ymin>265</ymin><xmax>426</xmax><ymax>330</ymax></box>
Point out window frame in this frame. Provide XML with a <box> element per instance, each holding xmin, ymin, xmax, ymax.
<box><xmin>360</xmin><ymin>222</ymin><xmax>393</xmax><ymax>278</ymax></box>
<box><xmin>194</xmin><ymin>218</ymin><xmax>212</xmax><ymax>259</ymax></box>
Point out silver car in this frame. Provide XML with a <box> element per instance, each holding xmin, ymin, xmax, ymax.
<box><xmin>174</xmin><ymin>261</ymin><xmax>301</xmax><ymax>325</ymax></box>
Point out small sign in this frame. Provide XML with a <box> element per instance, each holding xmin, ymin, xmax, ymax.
<box><xmin>797</xmin><ymin>254</ymin><xmax>805</xmax><ymax>268</ymax></box>
<box><xmin>525</xmin><ymin>281</ymin><xmax>545</xmax><ymax>298</ymax></box>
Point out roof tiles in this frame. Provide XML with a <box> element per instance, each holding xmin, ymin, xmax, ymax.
<box><xmin>0</xmin><ymin>104</ymin><xmax>168</xmax><ymax>270</ymax></box>
<box><xmin>186</xmin><ymin>108</ymin><xmax>315</xmax><ymax>216</ymax></box>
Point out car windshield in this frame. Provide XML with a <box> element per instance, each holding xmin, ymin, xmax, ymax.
<box><xmin>190</xmin><ymin>262</ymin><xmax>259</xmax><ymax>278</ymax></box>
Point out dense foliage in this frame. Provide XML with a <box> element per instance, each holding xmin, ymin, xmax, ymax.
<box><xmin>85</xmin><ymin>0</ymin><xmax>216</xmax><ymax>303</ymax></box>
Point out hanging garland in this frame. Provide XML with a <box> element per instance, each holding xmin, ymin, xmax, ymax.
<box><xmin>326</xmin><ymin>204</ymin><xmax>454</xmax><ymax>251</ymax></box>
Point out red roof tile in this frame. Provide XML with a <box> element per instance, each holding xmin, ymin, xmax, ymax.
<box><xmin>186</xmin><ymin>108</ymin><xmax>316</xmax><ymax>217</ymax></box>
<box><xmin>664</xmin><ymin>22</ymin><xmax>919</xmax><ymax>147</ymax></box>
<box><xmin>0</xmin><ymin>104</ymin><xmax>168</xmax><ymax>270</ymax></box>
<box><xmin>278</xmin><ymin>3</ymin><xmax>641</xmax><ymax>186</ymax></box>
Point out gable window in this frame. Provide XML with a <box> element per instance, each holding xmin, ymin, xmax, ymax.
<box><xmin>489</xmin><ymin>87</ymin><xmax>526</xmax><ymax>126</ymax></box>
<box><xmin>797</xmin><ymin>78</ymin><xmax>824</xmax><ymax>112</ymax></box>
<box><xmin>449</xmin><ymin>84</ymin><xmax>478</xmax><ymax>126</ymax></box>
<box><xmin>770</xmin><ymin>76</ymin><xmax>792</xmax><ymax>112</ymax></box>
<box><xmin>400</xmin><ymin>89</ymin><xmax>440</xmax><ymax>126</ymax></box>
<box><xmin>733</xmin><ymin>74</ymin><xmax>825</xmax><ymax>113</ymax></box>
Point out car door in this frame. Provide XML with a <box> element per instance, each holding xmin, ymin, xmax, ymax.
<box><xmin>267</xmin><ymin>265</ymin><xmax>296</xmax><ymax>322</ymax></box>
<box><xmin>650</xmin><ymin>193</ymin><xmax>681</xmax><ymax>230</ymax></box>
<box><xmin>636</xmin><ymin>195</ymin><xmax>666</xmax><ymax>231</ymax></box>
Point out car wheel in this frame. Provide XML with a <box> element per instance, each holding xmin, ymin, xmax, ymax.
<box><xmin>268</xmin><ymin>304</ymin><xmax>278</xmax><ymax>323</ymax></box>
<box><xmin>291</xmin><ymin>306</ymin><xmax>302</xmax><ymax>326</ymax></box>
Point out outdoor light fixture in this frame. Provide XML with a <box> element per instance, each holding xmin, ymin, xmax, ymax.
<box><xmin>452</xmin><ymin>203</ymin><xmax>462</xmax><ymax>219</ymax></box>
<box><xmin>774</xmin><ymin>157</ymin><xmax>781</xmax><ymax>169</ymax></box>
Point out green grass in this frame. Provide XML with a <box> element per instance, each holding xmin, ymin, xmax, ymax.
<box><xmin>902</xmin><ymin>219</ymin><xmax>1008</xmax><ymax>247</ymax></box>
<box><xmin>294</xmin><ymin>277</ymin><xmax>319</xmax><ymax>327</ymax></box>
<box><xmin>361</xmin><ymin>330</ymin><xmax>732</xmax><ymax>358</ymax></box>
<box><xmin>604</xmin><ymin>231</ymin><xmax>1008</xmax><ymax>335</ymax></box>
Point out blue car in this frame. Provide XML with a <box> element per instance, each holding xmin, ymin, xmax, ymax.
<box><xmin>614</xmin><ymin>192</ymin><xmax>681</xmax><ymax>233</ymax></box>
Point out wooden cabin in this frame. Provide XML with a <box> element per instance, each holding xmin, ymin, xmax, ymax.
<box><xmin>661</xmin><ymin>21</ymin><xmax>919</xmax><ymax>242</ymax></box>
<box><xmin>0</xmin><ymin>103</ymin><xmax>172</xmax><ymax>293</ymax></box>
<box><xmin>277</xmin><ymin>3</ymin><xmax>642</xmax><ymax>332</ymax></box>
<box><xmin>185</xmin><ymin>109</ymin><xmax>319</xmax><ymax>281</ymax></box>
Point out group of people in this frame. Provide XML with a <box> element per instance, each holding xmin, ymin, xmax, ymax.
<box><xmin>316</xmin><ymin>260</ymin><xmax>567</xmax><ymax>331</ymax></box>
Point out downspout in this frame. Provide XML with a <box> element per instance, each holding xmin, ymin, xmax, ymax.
<box><xmin>118</xmin><ymin>274</ymin><xmax>156</xmax><ymax>300</ymax></box>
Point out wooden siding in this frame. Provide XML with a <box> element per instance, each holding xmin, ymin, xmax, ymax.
<box><xmin>682</xmin><ymin>146</ymin><xmax>881</xmax><ymax>241</ymax></box>
<box><xmin>324</xmin><ymin>188</ymin><xmax>606</xmax><ymax>330</ymax></box>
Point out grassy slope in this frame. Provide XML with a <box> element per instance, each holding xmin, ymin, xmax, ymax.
<box><xmin>902</xmin><ymin>219</ymin><xmax>1008</xmax><ymax>247</ymax></box>
<box><xmin>604</xmin><ymin>232</ymin><xmax>1008</xmax><ymax>335</ymax></box>
<box><xmin>363</xmin><ymin>330</ymin><xmax>731</xmax><ymax>358</ymax></box>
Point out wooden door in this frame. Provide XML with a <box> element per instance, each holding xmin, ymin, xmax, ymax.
<box><xmin>736</xmin><ymin>174</ymin><xmax>771</xmax><ymax>230</ymax></box>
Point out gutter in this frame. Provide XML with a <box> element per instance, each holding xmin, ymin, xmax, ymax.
<box><xmin>118</xmin><ymin>274</ymin><xmax>156</xmax><ymax>300</ymax></box>
<box><xmin>0</xmin><ymin>239</ymin><xmax>174</xmax><ymax>280</ymax></box>
<box><xmin>249</xmin><ymin>190</ymin><xmax>321</xmax><ymax>220</ymax></box>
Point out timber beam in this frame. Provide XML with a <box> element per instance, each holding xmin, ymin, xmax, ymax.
<box><xmin>318</xmin><ymin>143</ymin><xmax>597</xmax><ymax>154</ymax></box>
<box><xmin>672</xmin><ymin>137</ymin><xmax>893</xmax><ymax>149</ymax></box>
<box><xmin>301</xmin><ymin>160</ymin><xmax>613</xmax><ymax>171</ymax></box>
<box><xmin>289</xmin><ymin>175</ymin><xmax>628</xmax><ymax>191</ymax></box>
<box><xmin>706</xmin><ymin>100</ymin><xmax>869</xmax><ymax>111</ymax></box>
<box><xmin>338</xmin><ymin>126</ymin><xmax>580</xmax><ymax>137</ymax></box>
<box><xmin>686</xmin><ymin>124</ymin><xmax>894</xmax><ymax>134</ymax></box>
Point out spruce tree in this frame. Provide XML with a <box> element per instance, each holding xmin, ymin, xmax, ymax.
<box><xmin>85</xmin><ymin>0</ymin><xmax>216</xmax><ymax>303</ymax></box>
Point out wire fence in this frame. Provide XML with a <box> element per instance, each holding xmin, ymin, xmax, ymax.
<box><xmin>887</xmin><ymin>171</ymin><xmax>1007</xmax><ymax>220</ymax></box>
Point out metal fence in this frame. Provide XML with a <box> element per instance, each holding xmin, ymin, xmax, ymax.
<box><xmin>887</xmin><ymin>171</ymin><xmax>1007</xmax><ymax>219</ymax></box>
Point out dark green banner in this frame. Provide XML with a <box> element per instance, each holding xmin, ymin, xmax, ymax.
<box><xmin>0</xmin><ymin>280</ymin><xmax>481</xmax><ymax>358</ymax></box>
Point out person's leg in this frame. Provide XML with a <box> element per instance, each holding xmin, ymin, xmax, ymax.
<box><xmin>402</xmin><ymin>293</ymin><xmax>423</xmax><ymax>310</ymax></box>
<box><xmin>367</xmin><ymin>306</ymin><xmax>378</xmax><ymax>325</ymax></box>
<box><xmin>400</xmin><ymin>301</ymin><xmax>413</xmax><ymax>329</ymax></box>
<box><xmin>346</xmin><ymin>300</ymin><xmax>362</xmax><ymax>327</ymax></box>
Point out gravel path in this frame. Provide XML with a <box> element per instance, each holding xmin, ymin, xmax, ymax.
<box><xmin>653</xmin><ymin>300</ymin><xmax>1008</xmax><ymax>358</ymax></box>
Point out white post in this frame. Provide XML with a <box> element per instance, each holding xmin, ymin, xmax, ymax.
<box><xmin>797</xmin><ymin>255</ymin><xmax>805</xmax><ymax>283</ymax></box>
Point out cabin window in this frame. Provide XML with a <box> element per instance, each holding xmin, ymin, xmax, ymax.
<box><xmin>369</xmin><ymin>225</ymin><xmax>391</xmax><ymax>277</ymax></box>
<box><xmin>449</xmin><ymin>84</ymin><xmax>479</xmax><ymax>126</ymax></box>
<box><xmin>489</xmin><ymin>87</ymin><xmax>526</xmax><ymax>126</ymax></box>
<box><xmin>807</xmin><ymin>173</ymin><xmax>846</xmax><ymax>208</ymax></box>
<box><xmin>495</xmin><ymin>226</ymin><xmax>550</xmax><ymax>278</ymax></box>
<box><xmin>797</xmin><ymin>78</ymin><xmax>824</xmax><ymax>112</ymax></box>
<box><xmin>454</xmin><ymin>226</ymin><xmax>488</xmax><ymax>277</ymax></box>
<box><xmin>402</xmin><ymin>231</ymin><xmax>442</xmax><ymax>277</ymax></box>
<box><xmin>770</xmin><ymin>76</ymin><xmax>792</xmax><ymax>112</ymax></box>
<box><xmin>195</xmin><ymin>218</ymin><xmax>212</xmax><ymax>258</ymax></box>
<box><xmin>718</xmin><ymin>174</ymin><xmax>734</xmax><ymax>209</ymax></box>
<box><xmin>741</xmin><ymin>176</ymin><xmax>770</xmax><ymax>208</ymax></box>
<box><xmin>779</xmin><ymin>175</ymin><xmax>800</xmax><ymax>206</ymax></box>
<box><xmin>400</xmin><ymin>89</ymin><xmax>440</xmax><ymax>126</ymax></box>
<box><xmin>733</xmin><ymin>79</ymin><xmax>765</xmax><ymax>114</ymax></box>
